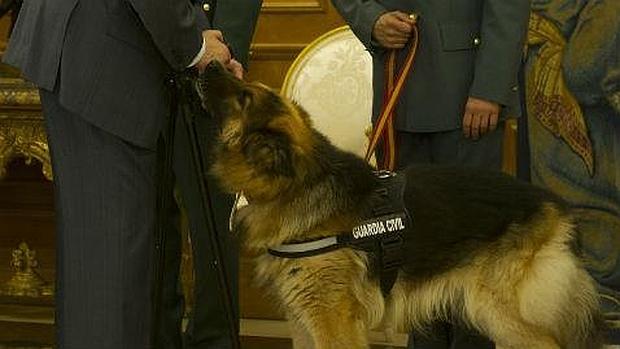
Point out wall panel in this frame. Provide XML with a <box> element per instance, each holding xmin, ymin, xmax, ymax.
<box><xmin>246</xmin><ymin>1</ymin><xmax>344</xmax><ymax>89</ymax></box>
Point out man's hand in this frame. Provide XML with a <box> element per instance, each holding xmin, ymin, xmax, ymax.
<box><xmin>462</xmin><ymin>97</ymin><xmax>501</xmax><ymax>140</ymax></box>
<box><xmin>196</xmin><ymin>30</ymin><xmax>231</xmax><ymax>72</ymax></box>
<box><xmin>226</xmin><ymin>59</ymin><xmax>244</xmax><ymax>80</ymax></box>
<box><xmin>372</xmin><ymin>11</ymin><xmax>416</xmax><ymax>49</ymax></box>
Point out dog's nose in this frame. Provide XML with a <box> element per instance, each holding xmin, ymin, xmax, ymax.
<box><xmin>206</xmin><ymin>60</ymin><xmax>224</xmax><ymax>74</ymax></box>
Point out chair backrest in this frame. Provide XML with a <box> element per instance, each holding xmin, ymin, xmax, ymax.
<box><xmin>281</xmin><ymin>26</ymin><xmax>373</xmax><ymax>157</ymax></box>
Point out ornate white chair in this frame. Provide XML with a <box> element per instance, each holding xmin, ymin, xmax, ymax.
<box><xmin>281</xmin><ymin>26</ymin><xmax>373</xmax><ymax>158</ymax></box>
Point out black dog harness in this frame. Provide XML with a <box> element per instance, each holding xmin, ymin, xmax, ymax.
<box><xmin>268</xmin><ymin>171</ymin><xmax>411</xmax><ymax>297</ymax></box>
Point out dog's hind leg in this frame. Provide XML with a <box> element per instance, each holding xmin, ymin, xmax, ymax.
<box><xmin>462</xmin><ymin>281</ymin><xmax>560</xmax><ymax>349</ymax></box>
<box><xmin>474</xmin><ymin>307</ymin><xmax>560</xmax><ymax>349</ymax></box>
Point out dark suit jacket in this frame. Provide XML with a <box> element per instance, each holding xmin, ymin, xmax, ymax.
<box><xmin>3</xmin><ymin>0</ymin><xmax>261</xmax><ymax>148</ymax></box>
<box><xmin>332</xmin><ymin>0</ymin><xmax>529</xmax><ymax>132</ymax></box>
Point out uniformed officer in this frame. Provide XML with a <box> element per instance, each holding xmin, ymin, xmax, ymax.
<box><xmin>332</xmin><ymin>0</ymin><xmax>530</xmax><ymax>348</ymax></box>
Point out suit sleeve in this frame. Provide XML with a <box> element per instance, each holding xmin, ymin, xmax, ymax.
<box><xmin>213</xmin><ymin>0</ymin><xmax>263</xmax><ymax>68</ymax></box>
<box><xmin>469</xmin><ymin>0</ymin><xmax>530</xmax><ymax>106</ymax></box>
<box><xmin>331</xmin><ymin>0</ymin><xmax>387</xmax><ymax>49</ymax></box>
<box><xmin>127</xmin><ymin>0</ymin><xmax>206</xmax><ymax>71</ymax></box>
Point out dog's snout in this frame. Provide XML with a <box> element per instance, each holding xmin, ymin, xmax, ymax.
<box><xmin>201</xmin><ymin>61</ymin><xmax>243</xmax><ymax>99</ymax></box>
<box><xmin>205</xmin><ymin>60</ymin><xmax>224</xmax><ymax>74</ymax></box>
<box><xmin>197</xmin><ymin>60</ymin><xmax>246</xmax><ymax>118</ymax></box>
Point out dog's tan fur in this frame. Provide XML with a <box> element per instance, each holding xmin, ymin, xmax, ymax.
<box><xmin>247</xmin><ymin>205</ymin><xmax>598</xmax><ymax>349</ymax></box>
<box><xmin>201</xmin><ymin>63</ymin><xmax>602</xmax><ymax>349</ymax></box>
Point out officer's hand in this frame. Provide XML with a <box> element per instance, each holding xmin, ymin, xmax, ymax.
<box><xmin>462</xmin><ymin>97</ymin><xmax>501</xmax><ymax>140</ymax></box>
<box><xmin>227</xmin><ymin>59</ymin><xmax>244</xmax><ymax>80</ymax></box>
<box><xmin>196</xmin><ymin>30</ymin><xmax>231</xmax><ymax>72</ymax></box>
<box><xmin>372</xmin><ymin>11</ymin><xmax>416</xmax><ymax>49</ymax></box>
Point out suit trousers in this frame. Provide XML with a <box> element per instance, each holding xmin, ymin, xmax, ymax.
<box><xmin>42</xmin><ymin>88</ymin><xmax>238</xmax><ymax>349</ymax></box>
<box><xmin>41</xmin><ymin>89</ymin><xmax>158</xmax><ymax>349</ymax></box>
<box><xmin>396</xmin><ymin>125</ymin><xmax>505</xmax><ymax>349</ymax></box>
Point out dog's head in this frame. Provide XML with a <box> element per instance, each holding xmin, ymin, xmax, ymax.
<box><xmin>198</xmin><ymin>62</ymin><xmax>316</xmax><ymax>201</ymax></box>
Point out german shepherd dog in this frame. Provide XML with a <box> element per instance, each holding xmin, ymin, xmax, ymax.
<box><xmin>197</xmin><ymin>62</ymin><xmax>602</xmax><ymax>349</ymax></box>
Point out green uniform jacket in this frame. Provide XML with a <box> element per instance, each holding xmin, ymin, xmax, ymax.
<box><xmin>332</xmin><ymin>0</ymin><xmax>530</xmax><ymax>132</ymax></box>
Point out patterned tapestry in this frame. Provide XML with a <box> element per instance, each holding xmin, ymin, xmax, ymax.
<box><xmin>525</xmin><ymin>0</ymin><xmax>620</xmax><ymax>341</ymax></box>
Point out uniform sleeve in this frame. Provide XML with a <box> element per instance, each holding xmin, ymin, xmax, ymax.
<box><xmin>331</xmin><ymin>0</ymin><xmax>388</xmax><ymax>49</ymax></box>
<box><xmin>469</xmin><ymin>0</ymin><xmax>530</xmax><ymax>106</ymax></box>
<box><xmin>127</xmin><ymin>0</ymin><xmax>207</xmax><ymax>71</ymax></box>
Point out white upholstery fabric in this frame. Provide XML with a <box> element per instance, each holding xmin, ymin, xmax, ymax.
<box><xmin>281</xmin><ymin>26</ymin><xmax>373</xmax><ymax>157</ymax></box>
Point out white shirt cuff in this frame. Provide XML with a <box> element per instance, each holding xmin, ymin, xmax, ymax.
<box><xmin>188</xmin><ymin>37</ymin><xmax>206</xmax><ymax>67</ymax></box>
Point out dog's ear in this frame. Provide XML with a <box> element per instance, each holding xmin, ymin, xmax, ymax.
<box><xmin>243</xmin><ymin>131</ymin><xmax>294</xmax><ymax>177</ymax></box>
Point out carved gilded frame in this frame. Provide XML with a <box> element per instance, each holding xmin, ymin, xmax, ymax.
<box><xmin>0</xmin><ymin>77</ymin><xmax>52</xmax><ymax>180</ymax></box>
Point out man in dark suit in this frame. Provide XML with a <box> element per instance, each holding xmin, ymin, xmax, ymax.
<box><xmin>332</xmin><ymin>0</ymin><xmax>529</xmax><ymax>348</ymax></box>
<box><xmin>3</xmin><ymin>0</ymin><xmax>261</xmax><ymax>348</ymax></box>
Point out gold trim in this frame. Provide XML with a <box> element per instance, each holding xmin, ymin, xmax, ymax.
<box><xmin>0</xmin><ymin>78</ymin><xmax>41</xmax><ymax>106</ymax></box>
<box><xmin>249</xmin><ymin>43</ymin><xmax>307</xmax><ymax>61</ymax></box>
<box><xmin>0</xmin><ymin>112</ymin><xmax>52</xmax><ymax>180</ymax></box>
<box><xmin>262</xmin><ymin>0</ymin><xmax>327</xmax><ymax>13</ymax></box>
<box><xmin>0</xmin><ymin>242</ymin><xmax>53</xmax><ymax>297</ymax></box>
<box><xmin>0</xmin><ymin>78</ymin><xmax>51</xmax><ymax>180</ymax></box>
<box><xmin>281</xmin><ymin>25</ymin><xmax>351</xmax><ymax>97</ymax></box>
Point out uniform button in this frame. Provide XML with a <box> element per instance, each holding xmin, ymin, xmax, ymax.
<box><xmin>409</xmin><ymin>13</ymin><xmax>418</xmax><ymax>21</ymax></box>
<box><xmin>202</xmin><ymin>3</ymin><xmax>211</xmax><ymax>12</ymax></box>
<box><xmin>512</xmin><ymin>86</ymin><xmax>519</xmax><ymax>92</ymax></box>
<box><xmin>473</xmin><ymin>38</ymin><xmax>481</xmax><ymax>46</ymax></box>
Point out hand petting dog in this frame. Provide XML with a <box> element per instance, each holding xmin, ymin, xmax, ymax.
<box><xmin>196</xmin><ymin>30</ymin><xmax>244</xmax><ymax>79</ymax></box>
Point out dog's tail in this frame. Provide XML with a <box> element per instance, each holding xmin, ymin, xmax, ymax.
<box><xmin>561</xmin><ymin>232</ymin><xmax>607</xmax><ymax>349</ymax></box>
<box><xmin>529</xmin><ymin>253</ymin><xmax>604</xmax><ymax>349</ymax></box>
<box><xmin>562</xmin><ymin>274</ymin><xmax>605</xmax><ymax>349</ymax></box>
<box><xmin>555</xmin><ymin>254</ymin><xmax>605</xmax><ymax>349</ymax></box>
<box><xmin>578</xmin><ymin>311</ymin><xmax>606</xmax><ymax>349</ymax></box>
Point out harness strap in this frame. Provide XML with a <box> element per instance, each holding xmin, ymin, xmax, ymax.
<box><xmin>268</xmin><ymin>237</ymin><xmax>340</xmax><ymax>258</ymax></box>
<box><xmin>268</xmin><ymin>172</ymin><xmax>410</xmax><ymax>297</ymax></box>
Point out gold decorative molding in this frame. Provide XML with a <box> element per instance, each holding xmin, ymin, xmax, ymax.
<box><xmin>250</xmin><ymin>43</ymin><xmax>306</xmax><ymax>61</ymax></box>
<box><xmin>0</xmin><ymin>78</ymin><xmax>40</xmax><ymax>106</ymax></box>
<box><xmin>262</xmin><ymin>0</ymin><xmax>326</xmax><ymax>13</ymax></box>
<box><xmin>0</xmin><ymin>77</ymin><xmax>52</xmax><ymax>180</ymax></box>
<box><xmin>0</xmin><ymin>112</ymin><xmax>52</xmax><ymax>180</ymax></box>
<box><xmin>0</xmin><ymin>242</ymin><xmax>53</xmax><ymax>297</ymax></box>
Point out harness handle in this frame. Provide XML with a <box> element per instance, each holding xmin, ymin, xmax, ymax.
<box><xmin>365</xmin><ymin>23</ymin><xmax>420</xmax><ymax>171</ymax></box>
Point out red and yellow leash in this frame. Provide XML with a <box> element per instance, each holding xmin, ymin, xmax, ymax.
<box><xmin>365</xmin><ymin>20</ymin><xmax>420</xmax><ymax>171</ymax></box>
